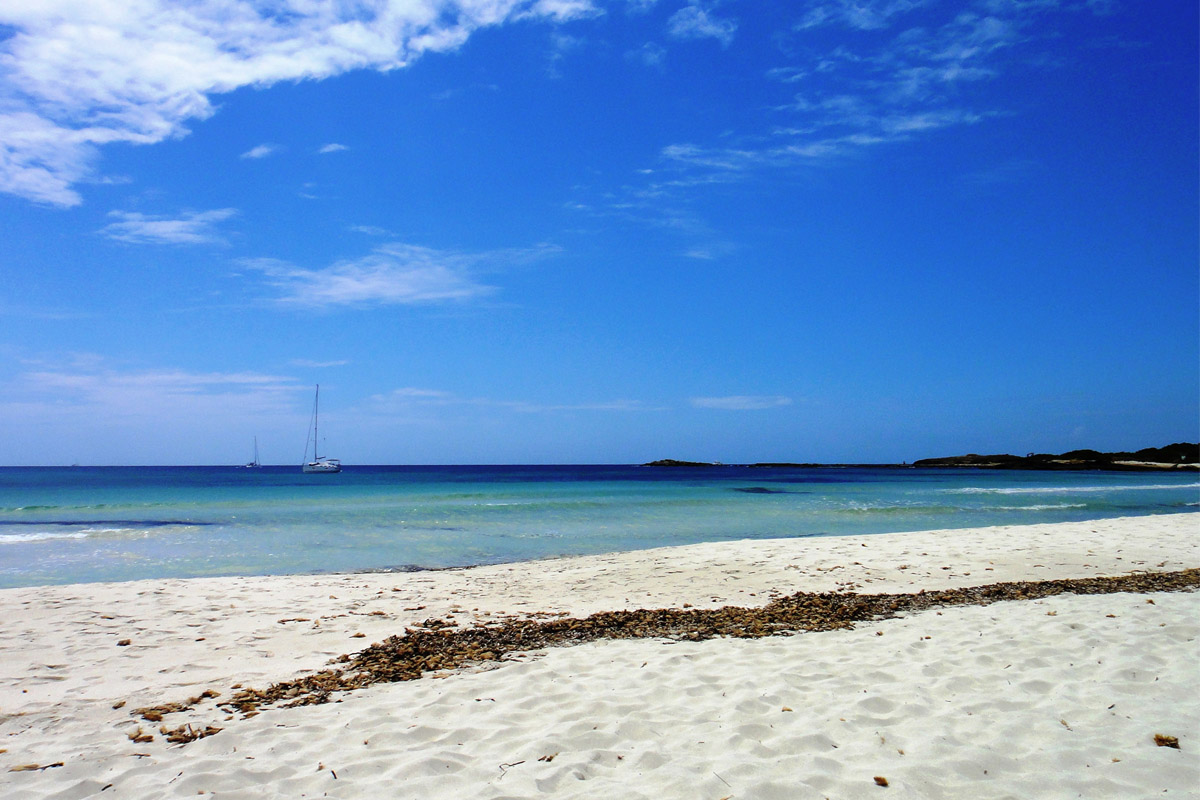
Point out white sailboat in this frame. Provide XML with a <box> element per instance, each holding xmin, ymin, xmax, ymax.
<box><xmin>243</xmin><ymin>436</ymin><xmax>261</xmax><ymax>468</ymax></box>
<box><xmin>302</xmin><ymin>384</ymin><xmax>342</xmax><ymax>473</ymax></box>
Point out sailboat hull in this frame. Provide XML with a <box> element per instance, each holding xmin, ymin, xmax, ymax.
<box><xmin>302</xmin><ymin>459</ymin><xmax>341</xmax><ymax>473</ymax></box>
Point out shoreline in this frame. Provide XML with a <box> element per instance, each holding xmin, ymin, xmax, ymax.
<box><xmin>5</xmin><ymin>507</ymin><xmax>1198</xmax><ymax>592</ymax></box>
<box><xmin>2</xmin><ymin>514</ymin><xmax>1197</xmax><ymax>798</ymax></box>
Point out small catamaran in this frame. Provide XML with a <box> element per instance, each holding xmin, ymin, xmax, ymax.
<box><xmin>302</xmin><ymin>384</ymin><xmax>342</xmax><ymax>473</ymax></box>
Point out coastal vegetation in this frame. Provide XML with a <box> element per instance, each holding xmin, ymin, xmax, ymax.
<box><xmin>912</xmin><ymin>443</ymin><xmax>1199</xmax><ymax>470</ymax></box>
<box><xmin>645</xmin><ymin>442</ymin><xmax>1200</xmax><ymax>471</ymax></box>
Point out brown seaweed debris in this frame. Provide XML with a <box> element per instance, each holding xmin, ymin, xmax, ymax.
<box><xmin>1154</xmin><ymin>734</ymin><xmax>1180</xmax><ymax>749</ymax></box>
<box><xmin>202</xmin><ymin>568</ymin><xmax>1198</xmax><ymax>722</ymax></box>
<box><xmin>134</xmin><ymin>689</ymin><xmax>220</xmax><ymax>722</ymax></box>
<box><xmin>128</xmin><ymin>726</ymin><xmax>154</xmax><ymax>744</ymax></box>
<box><xmin>160</xmin><ymin>724</ymin><xmax>223</xmax><ymax>744</ymax></box>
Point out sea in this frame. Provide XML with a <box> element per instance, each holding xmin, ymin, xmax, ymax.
<box><xmin>0</xmin><ymin>465</ymin><xmax>1196</xmax><ymax>589</ymax></box>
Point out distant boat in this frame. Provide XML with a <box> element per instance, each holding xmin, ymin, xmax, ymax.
<box><xmin>243</xmin><ymin>437</ymin><xmax>261</xmax><ymax>469</ymax></box>
<box><xmin>302</xmin><ymin>384</ymin><xmax>342</xmax><ymax>474</ymax></box>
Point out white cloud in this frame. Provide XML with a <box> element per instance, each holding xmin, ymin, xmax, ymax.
<box><xmin>244</xmin><ymin>241</ymin><xmax>559</xmax><ymax>308</ymax></box>
<box><xmin>667</xmin><ymin>4</ymin><xmax>737</xmax><ymax>47</ymax></box>
<box><xmin>504</xmin><ymin>399</ymin><xmax>652</xmax><ymax>413</ymax></box>
<box><xmin>682</xmin><ymin>240</ymin><xmax>735</xmax><ymax>260</ymax></box>
<box><xmin>766</xmin><ymin>66</ymin><xmax>809</xmax><ymax>84</ymax></box>
<box><xmin>14</xmin><ymin>365</ymin><xmax>301</xmax><ymax>415</ymax></box>
<box><xmin>240</xmin><ymin>143</ymin><xmax>277</xmax><ymax>159</ymax></box>
<box><xmin>625</xmin><ymin>0</ymin><xmax>660</xmax><ymax>13</ymax></box>
<box><xmin>626</xmin><ymin>42</ymin><xmax>667</xmax><ymax>67</ymax></box>
<box><xmin>0</xmin><ymin>0</ymin><xmax>600</xmax><ymax>207</ymax></box>
<box><xmin>547</xmin><ymin>32</ymin><xmax>585</xmax><ymax>77</ymax></box>
<box><xmin>794</xmin><ymin>0</ymin><xmax>932</xmax><ymax>32</ymax></box>
<box><xmin>0</xmin><ymin>111</ymin><xmax>98</xmax><ymax>206</ymax></box>
<box><xmin>368</xmin><ymin>387</ymin><xmax>654</xmax><ymax>413</ymax></box>
<box><xmin>100</xmin><ymin>207</ymin><xmax>238</xmax><ymax>245</ymax></box>
<box><xmin>289</xmin><ymin>359</ymin><xmax>350</xmax><ymax>368</ymax></box>
<box><xmin>318</xmin><ymin>143</ymin><xmax>349</xmax><ymax>154</ymax></box>
<box><xmin>0</xmin><ymin>359</ymin><xmax>319</xmax><ymax>464</ymax></box>
<box><xmin>389</xmin><ymin>387</ymin><xmax>458</xmax><ymax>399</ymax></box>
<box><xmin>526</xmin><ymin>0</ymin><xmax>604</xmax><ymax>21</ymax></box>
<box><xmin>691</xmin><ymin>395</ymin><xmax>793</xmax><ymax>410</ymax></box>
<box><xmin>349</xmin><ymin>224</ymin><xmax>393</xmax><ymax>236</ymax></box>
<box><xmin>636</xmin><ymin>0</ymin><xmax>1097</xmax><ymax>194</ymax></box>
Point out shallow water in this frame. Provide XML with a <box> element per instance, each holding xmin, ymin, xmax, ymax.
<box><xmin>0</xmin><ymin>465</ymin><xmax>1195</xmax><ymax>587</ymax></box>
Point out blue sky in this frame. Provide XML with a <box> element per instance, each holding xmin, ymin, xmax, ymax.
<box><xmin>0</xmin><ymin>0</ymin><xmax>1196</xmax><ymax>465</ymax></box>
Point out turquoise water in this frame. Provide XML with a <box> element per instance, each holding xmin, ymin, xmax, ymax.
<box><xmin>0</xmin><ymin>465</ymin><xmax>1196</xmax><ymax>588</ymax></box>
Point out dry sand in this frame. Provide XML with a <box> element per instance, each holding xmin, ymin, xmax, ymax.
<box><xmin>1</xmin><ymin>514</ymin><xmax>1197</xmax><ymax>798</ymax></box>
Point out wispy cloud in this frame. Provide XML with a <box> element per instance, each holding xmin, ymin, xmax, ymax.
<box><xmin>613</xmin><ymin>0</ymin><xmax>1106</xmax><ymax>207</ymax></box>
<box><xmin>547</xmin><ymin>32</ymin><xmax>585</xmax><ymax>78</ymax></box>
<box><xmin>0</xmin><ymin>0</ymin><xmax>600</xmax><ymax>207</ymax></box>
<box><xmin>240</xmin><ymin>144</ymin><xmax>278</xmax><ymax>159</ymax></box>
<box><xmin>523</xmin><ymin>0</ymin><xmax>604</xmax><ymax>22</ymax></box>
<box><xmin>100</xmin><ymin>208</ymin><xmax>238</xmax><ymax>245</ymax></box>
<box><xmin>0</xmin><ymin>300</ymin><xmax>92</xmax><ymax>321</ymax></box>
<box><xmin>626</xmin><ymin>42</ymin><xmax>667</xmax><ymax>67</ymax></box>
<box><xmin>682</xmin><ymin>241</ymin><xmax>736</xmax><ymax>260</ymax></box>
<box><xmin>691</xmin><ymin>395</ymin><xmax>793</xmax><ymax>410</ymax></box>
<box><xmin>0</xmin><ymin>358</ymin><xmax>319</xmax><ymax>464</ymax></box>
<box><xmin>794</xmin><ymin>0</ymin><xmax>932</xmax><ymax>32</ymax></box>
<box><xmin>349</xmin><ymin>225</ymin><xmax>394</xmax><ymax>237</ymax></box>
<box><xmin>667</xmin><ymin>3</ymin><xmax>738</xmax><ymax>47</ymax></box>
<box><xmin>625</xmin><ymin>0</ymin><xmax>661</xmax><ymax>14</ymax></box>
<box><xmin>317</xmin><ymin>143</ymin><xmax>348</xmax><ymax>154</ymax></box>
<box><xmin>569</xmin><ymin>1</ymin><xmax>1075</xmax><ymax>249</ymax></box>
<box><xmin>243</xmin><ymin>241</ymin><xmax>560</xmax><ymax>309</ymax></box>
<box><xmin>368</xmin><ymin>387</ymin><xmax>656</xmax><ymax>414</ymax></box>
<box><xmin>12</xmin><ymin>364</ymin><xmax>301</xmax><ymax>416</ymax></box>
<box><xmin>289</xmin><ymin>359</ymin><xmax>350</xmax><ymax>368</ymax></box>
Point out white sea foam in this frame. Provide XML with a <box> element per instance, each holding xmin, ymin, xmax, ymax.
<box><xmin>987</xmin><ymin>503</ymin><xmax>1088</xmax><ymax>511</ymax></box>
<box><xmin>0</xmin><ymin>531</ymin><xmax>91</xmax><ymax>544</ymax></box>
<box><xmin>944</xmin><ymin>483</ymin><xmax>1199</xmax><ymax>495</ymax></box>
<box><xmin>0</xmin><ymin>527</ymin><xmax>137</xmax><ymax>544</ymax></box>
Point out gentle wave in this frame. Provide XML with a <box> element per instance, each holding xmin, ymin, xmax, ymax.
<box><xmin>0</xmin><ymin>503</ymin><xmax>128</xmax><ymax>512</ymax></box>
<box><xmin>986</xmin><ymin>503</ymin><xmax>1088</xmax><ymax>511</ymax></box>
<box><xmin>0</xmin><ymin>531</ymin><xmax>92</xmax><ymax>544</ymax></box>
<box><xmin>0</xmin><ymin>519</ymin><xmax>212</xmax><ymax>527</ymax></box>
<box><xmin>835</xmin><ymin>504</ymin><xmax>963</xmax><ymax>515</ymax></box>
<box><xmin>943</xmin><ymin>484</ymin><xmax>1199</xmax><ymax>495</ymax></box>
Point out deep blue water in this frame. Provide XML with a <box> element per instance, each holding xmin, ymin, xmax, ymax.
<box><xmin>0</xmin><ymin>465</ymin><xmax>1196</xmax><ymax>588</ymax></box>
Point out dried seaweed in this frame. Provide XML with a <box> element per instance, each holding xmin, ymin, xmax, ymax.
<box><xmin>208</xmin><ymin>568</ymin><xmax>1198</xmax><ymax>720</ymax></box>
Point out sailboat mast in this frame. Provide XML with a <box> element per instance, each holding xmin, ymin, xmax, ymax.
<box><xmin>314</xmin><ymin>384</ymin><xmax>320</xmax><ymax>460</ymax></box>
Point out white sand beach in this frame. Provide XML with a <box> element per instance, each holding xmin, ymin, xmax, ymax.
<box><xmin>1</xmin><ymin>514</ymin><xmax>1197</xmax><ymax>799</ymax></box>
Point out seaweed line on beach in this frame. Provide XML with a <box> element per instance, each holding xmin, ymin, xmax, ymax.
<box><xmin>134</xmin><ymin>568</ymin><xmax>1200</xmax><ymax>740</ymax></box>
